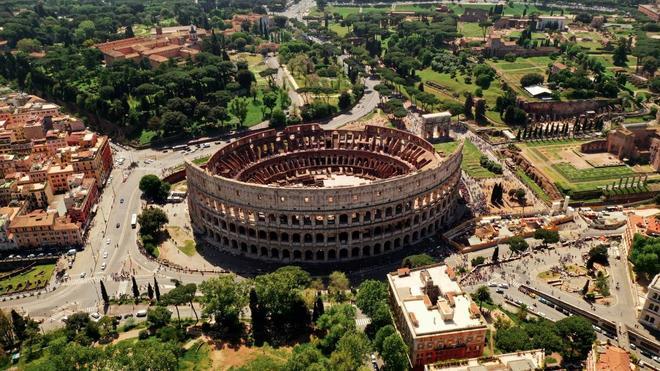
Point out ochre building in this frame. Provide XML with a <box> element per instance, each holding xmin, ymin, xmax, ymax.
<box><xmin>186</xmin><ymin>125</ymin><xmax>463</xmax><ymax>263</ymax></box>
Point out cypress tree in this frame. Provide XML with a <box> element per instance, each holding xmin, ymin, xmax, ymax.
<box><xmin>100</xmin><ymin>280</ymin><xmax>110</xmax><ymax>305</ymax></box>
<box><xmin>10</xmin><ymin>309</ymin><xmax>26</xmax><ymax>342</ymax></box>
<box><xmin>250</xmin><ymin>288</ymin><xmax>266</xmax><ymax>346</ymax></box>
<box><xmin>147</xmin><ymin>283</ymin><xmax>154</xmax><ymax>300</ymax></box>
<box><xmin>131</xmin><ymin>276</ymin><xmax>140</xmax><ymax>300</ymax></box>
<box><xmin>312</xmin><ymin>292</ymin><xmax>325</xmax><ymax>322</ymax></box>
<box><xmin>492</xmin><ymin>246</ymin><xmax>499</xmax><ymax>262</ymax></box>
<box><xmin>154</xmin><ymin>277</ymin><xmax>161</xmax><ymax>301</ymax></box>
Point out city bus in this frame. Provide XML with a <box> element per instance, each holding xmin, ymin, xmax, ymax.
<box><xmin>131</xmin><ymin>213</ymin><xmax>137</xmax><ymax>229</ymax></box>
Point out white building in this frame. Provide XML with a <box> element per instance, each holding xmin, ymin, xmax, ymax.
<box><xmin>640</xmin><ymin>274</ymin><xmax>660</xmax><ymax>330</ymax></box>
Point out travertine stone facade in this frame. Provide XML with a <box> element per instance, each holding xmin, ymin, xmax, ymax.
<box><xmin>186</xmin><ymin>125</ymin><xmax>463</xmax><ymax>263</ymax></box>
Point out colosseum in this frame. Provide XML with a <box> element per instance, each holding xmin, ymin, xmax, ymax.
<box><xmin>185</xmin><ymin>124</ymin><xmax>463</xmax><ymax>263</ymax></box>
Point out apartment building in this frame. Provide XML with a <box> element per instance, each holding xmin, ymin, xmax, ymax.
<box><xmin>388</xmin><ymin>264</ymin><xmax>488</xmax><ymax>370</ymax></box>
<box><xmin>8</xmin><ymin>210</ymin><xmax>82</xmax><ymax>248</ymax></box>
<box><xmin>640</xmin><ymin>274</ymin><xmax>660</xmax><ymax>330</ymax></box>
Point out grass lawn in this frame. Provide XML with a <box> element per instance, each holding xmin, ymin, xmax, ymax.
<box><xmin>552</xmin><ymin>163</ymin><xmax>634</xmax><ymax>182</ymax></box>
<box><xmin>139</xmin><ymin>130</ymin><xmax>158</xmax><ymax>145</ymax></box>
<box><xmin>417</xmin><ymin>68</ymin><xmax>505</xmax><ymax>125</ymax></box>
<box><xmin>0</xmin><ymin>264</ymin><xmax>55</xmax><ymax>294</ymax></box>
<box><xmin>230</xmin><ymin>53</ymin><xmax>268</xmax><ymax>86</ymax></box>
<box><xmin>434</xmin><ymin>140</ymin><xmax>496</xmax><ymax>178</ymax></box>
<box><xmin>178</xmin><ymin>240</ymin><xmax>197</xmax><ymax>256</ymax></box>
<box><xmin>179</xmin><ymin>341</ymin><xmax>212</xmax><ymax>371</ymax></box>
<box><xmin>433</xmin><ymin>141</ymin><xmax>459</xmax><ymax>156</ymax></box>
<box><xmin>458</xmin><ymin>22</ymin><xmax>484</xmax><ymax>38</ymax></box>
<box><xmin>463</xmin><ymin>139</ymin><xmax>498</xmax><ymax>178</ymax></box>
<box><xmin>329</xmin><ymin>22</ymin><xmax>349</xmax><ymax>37</ymax></box>
<box><xmin>488</xmin><ymin>56</ymin><xmax>553</xmax><ymax>98</ymax></box>
<box><xmin>192</xmin><ymin>156</ymin><xmax>210</xmax><ymax>165</ymax></box>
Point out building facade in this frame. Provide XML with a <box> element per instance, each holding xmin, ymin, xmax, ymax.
<box><xmin>186</xmin><ymin>125</ymin><xmax>463</xmax><ymax>263</ymax></box>
<box><xmin>387</xmin><ymin>264</ymin><xmax>488</xmax><ymax>369</ymax></box>
<box><xmin>640</xmin><ymin>274</ymin><xmax>660</xmax><ymax>330</ymax></box>
<box><xmin>8</xmin><ymin>210</ymin><xmax>82</xmax><ymax>248</ymax></box>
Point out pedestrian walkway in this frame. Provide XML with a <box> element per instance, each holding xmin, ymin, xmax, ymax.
<box><xmin>356</xmin><ymin>317</ymin><xmax>371</xmax><ymax>328</ymax></box>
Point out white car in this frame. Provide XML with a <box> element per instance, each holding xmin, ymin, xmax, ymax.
<box><xmin>103</xmin><ymin>251</ymin><xmax>108</xmax><ymax>259</ymax></box>
<box><xmin>106</xmin><ymin>238</ymin><xmax>111</xmax><ymax>245</ymax></box>
<box><xmin>80</xmin><ymin>272</ymin><xmax>86</xmax><ymax>278</ymax></box>
<box><xmin>101</xmin><ymin>262</ymin><xmax>106</xmax><ymax>270</ymax></box>
<box><xmin>90</xmin><ymin>312</ymin><xmax>101</xmax><ymax>322</ymax></box>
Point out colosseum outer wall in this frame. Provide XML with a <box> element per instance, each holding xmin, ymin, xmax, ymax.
<box><xmin>185</xmin><ymin>127</ymin><xmax>464</xmax><ymax>263</ymax></box>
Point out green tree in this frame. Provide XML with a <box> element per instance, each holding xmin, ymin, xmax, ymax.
<box><xmin>270</xmin><ymin>108</ymin><xmax>287</xmax><ymax>128</ymax></box>
<box><xmin>495</xmin><ymin>326</ymin><xmax>529</xmax><ymax>352</ymax></box>
<box><xmin>139</xmin><ymin>175</ymin><xmax>170</xmax><ymax>202</ymax></box>
<box><xmin>464</xmin><ymin>93</ymin><xmax>474</xmax><ymax>119</ymax></box>
<box><xmin>253</xmin><ymin>266</ymin><xmax>312</xmax><ymax>345</ymax></box>
<box><xmin>517</xmin><ymin>303</ymin><xmax>529</xmax><ymax>321</ymax></box>
<box><xmin>472</xmin><ymin>286</ymin><xmax>492</xmax><ymax>310</ymax></box>
<box><xmin>160</xmin><ymin>110</ymin><xmax>188</xmax><ymax>136</ymax></box>
<box><xmin>229</xmin><ymin>97</ymin><xmax>250</xmax><ymax>127</ymax></box>
<box><xmin>507</xmin><ymin>236</ymin><xmax>529</xmax><ymax>254</ymax></box>
<box><xmin>402</xmin><ymin>254</ymin><xmax>435</xmax><ymax>268</ymax></box>
<box><xmin>146</xmin><ymin>306</ymin><xmax>171</xmax><ymax>331</ymax></box>
<box><xmin>199</xmin><ymin>275</ymin><xmax>248</xmax><ymax>331</ymax></box>
<box><xmin>285</xmin><ymin>343</ymin><xmax>328</xmax><ymax>371</ymax></box>
<box><xmin>471</xmin><ymin>256</ymin><xmax>486</xmax><ymax>266</ymax></box>
<box><xmin>587</xmin><ymin>245</ymin><xmax>609</xmax><ymax>266</ymax></box>
<box><xmin>556</xmin><ymin>316</ymin><xmax>596</xmax><ymax>363</ymax></box>
<box><xmin>65</xmin><ymin>312</ymin><xmax>99</xmax><ymax>346</ymax></box>
<box><xmin>312</xmin><ymin>292</ymin><xmax>325</xmax><ymax>322</ymax></box>
<box><xmin>154</xmin><ymin>277</ymin><xmax>161</xmax><ymax>301</ymax></box>
<box><xmin>131</xmin><ymin>276</ymin><xmax>140</xmax><ymax>300</ymax></box>
<box><xmin>534</xmin><ymin>229</ymin><xmax>560</xmax><ymax>247</ymax></box>
<box><xmin>10</xmin><ymin>310</ymin><xmax>26</xmax><ymax>343</ymax></box>
<box><xmin>374</xmin><ymin>325</ymin><xmax>396</xmax><ymax>353</ymax></box>
<box><xmin>328</xmin><ymin>271</ymin><xmax>350</xmax><ymax>302</ymax></box>
<box><xmin>16</xmin><ymin>38</ymin><xmax>42</xmax><ymax>53</ymax></box>
<box><xmin>520</xmin><ymin>73</ymin><xmax>544</xmax><ymax>87</ymax></box>
<box><xmin>613</xmin><ymin>37</ymin><xmax>629</xmax><ymax>67</ymax></box>
<box><xmin>236</xmin><ymin>69</ymin><xmax>255</xmax><ymax>92</ymax></box>
<box><xmin>160</xmin><ymin>285</ymin><xmax>188</xmax><ymax>327</ymax></box>
<box><xmin>381</xmin><ymin>333</ymin><xmax>409</xmax><ymax>371</ymax></box>
<box><xmin>316</xmin><ymin>304</ymin><xmax>356</xmax><ymax>355</ymax></box>
<box><xmin>99</xmin><ymin>280</ymin><xmax>109</xmax><ymax>305</ymax></box>
<box><xmin>356</xmin><ymin>280</ymin><xmax>388</xmax><ymax>318</ymax></box>
<box><xmin>262</xmin><ymin>92</ymin><xmax>278</xmax><ymax>116</ymax></box>
<box><xmin>137</xmin><ymin>207</ymin><xmax>168</xmax><ymax>236</ymax></box>
<box><xmin>332</xmin><ymin>331</ymin><xmax>371</xmax><ymax>370</ymax></box>
<box><xmin>629</xmin><ymin>234</ymin><xmax>660</xmax><ymax>277</ymax></box>
<box><xmin>338</xmin><ymin>91</ymin><xmax>352</xmax><ymax>110</ymax></box>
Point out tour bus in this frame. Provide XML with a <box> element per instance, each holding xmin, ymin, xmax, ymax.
<box><xmin>172</xmin><ymin>144</ymin><xmax>189</xmax><ymax>152</ymax></box>
<box><xmin>131</xmin><ymin>213</ymin><xmax>137</xmax><ymax>229</ymax></box>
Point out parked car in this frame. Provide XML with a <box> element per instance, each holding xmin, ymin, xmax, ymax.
<box><xmin>136</xmin><ymin>310</ymin><xmax>147</xmax><ymax>317</ymax></box>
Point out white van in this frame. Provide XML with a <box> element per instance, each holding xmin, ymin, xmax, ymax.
<box><xmin>136</xmin><ymin>309</ymin><xmax>147</xmax><ymax>317</ymax></box>
<box><xmin>67</xmin><ymin>249</ymin><xmax>77</xmax><ymax>256</ymax></box>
